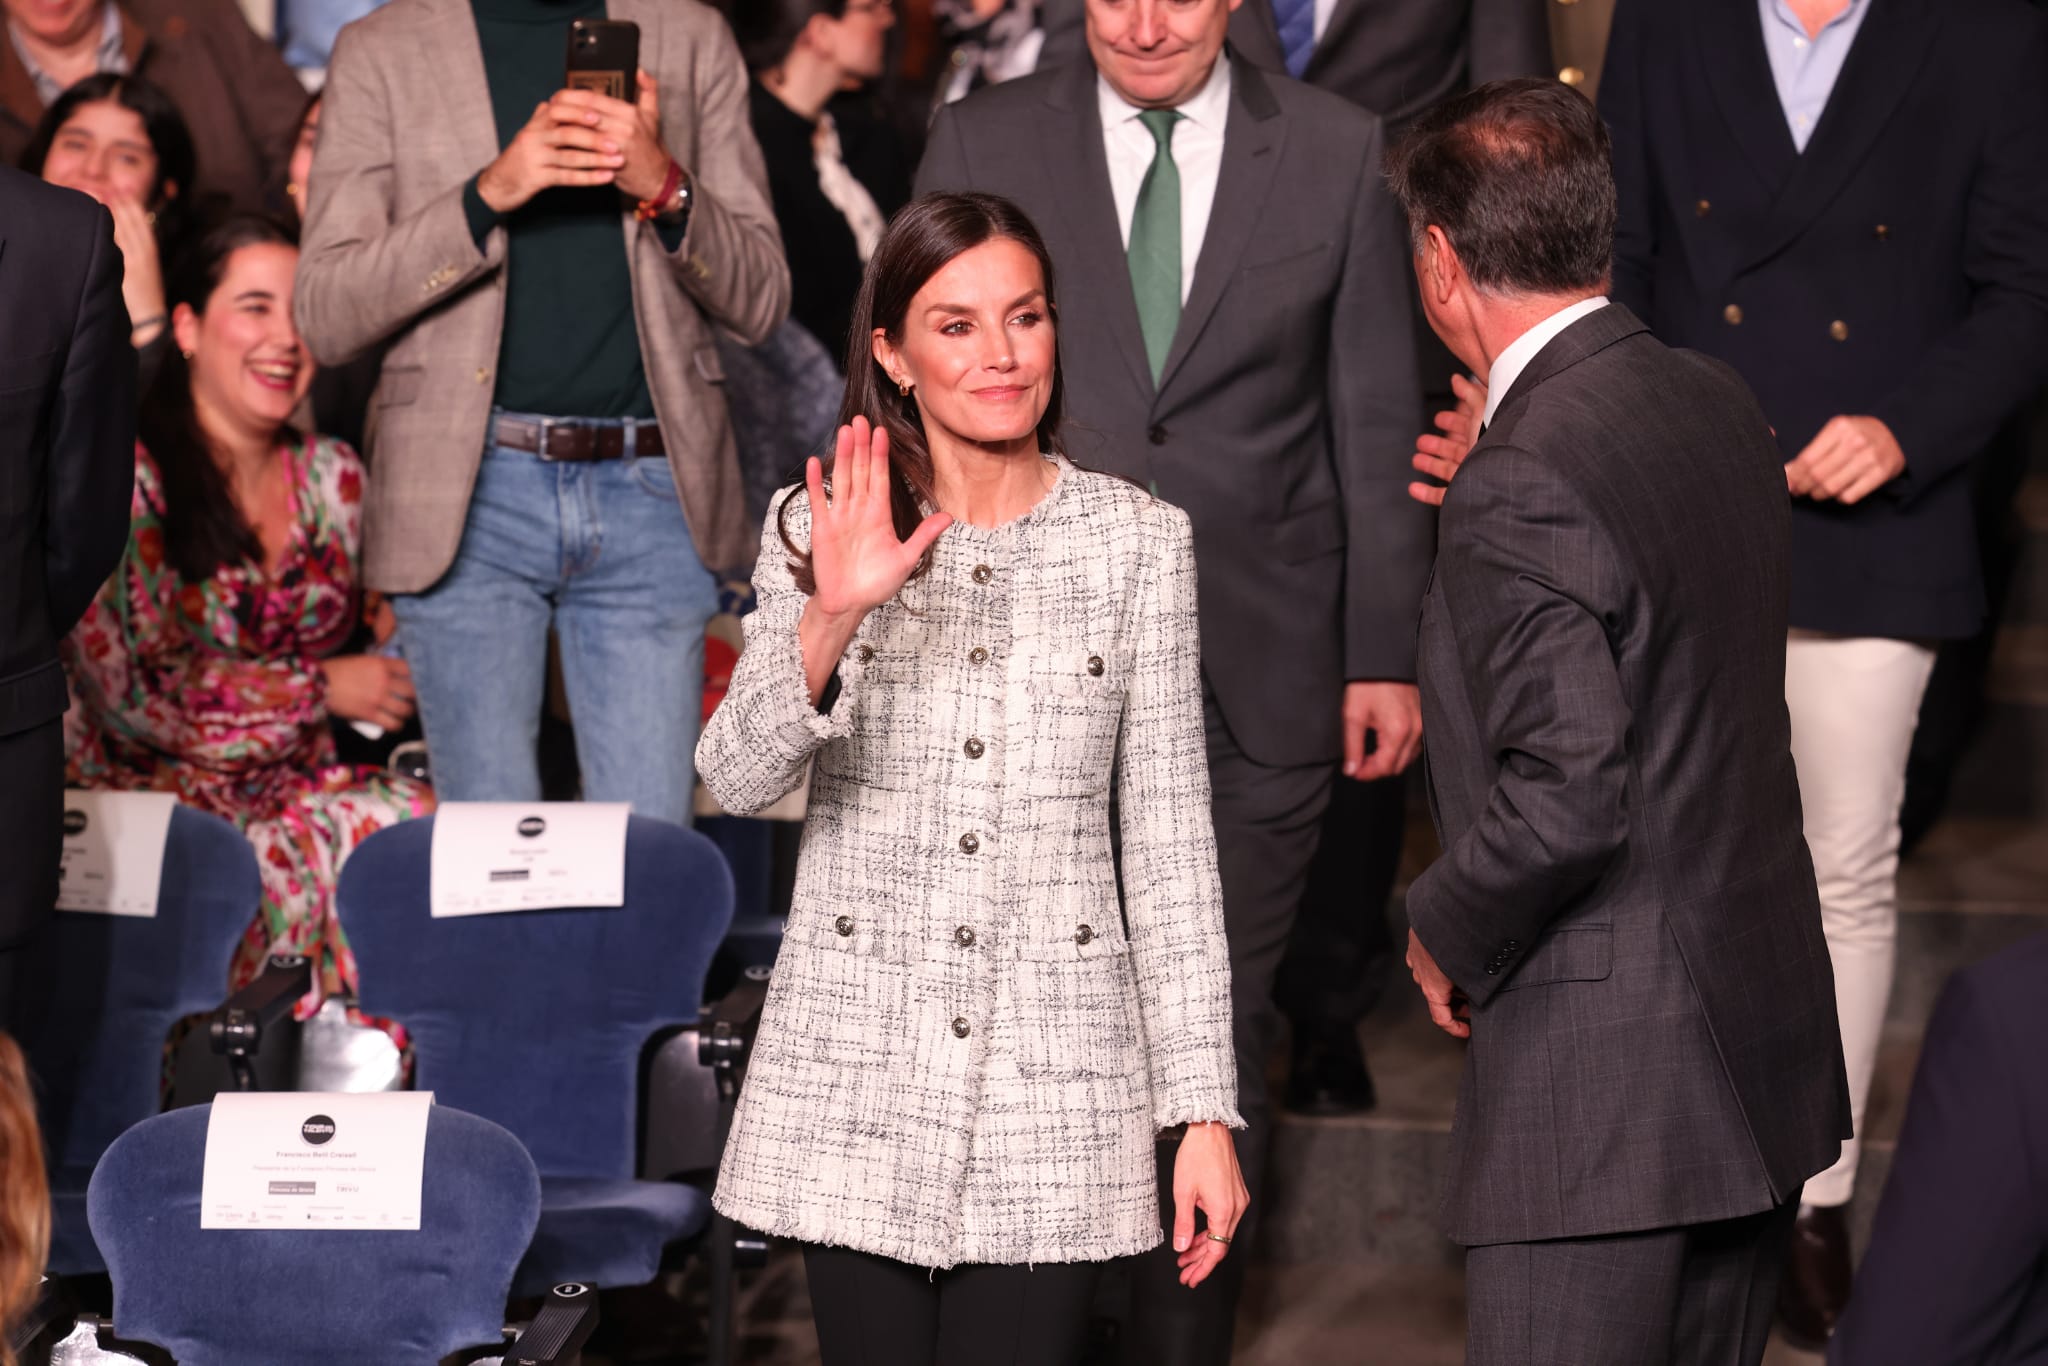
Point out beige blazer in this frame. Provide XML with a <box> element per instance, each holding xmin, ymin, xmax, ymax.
<box><xmin>295</xmin><ymin>0</ymin><xmax>789</xmax><ymax>593</ymax></box>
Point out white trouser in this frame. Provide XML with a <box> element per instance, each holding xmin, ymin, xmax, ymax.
<box><xmin>1784</xmin><ymin>630</ymin><xmax>1938</xmax><ymax>1208</ymax></box>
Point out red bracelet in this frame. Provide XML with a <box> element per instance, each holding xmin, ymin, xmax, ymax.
<box><xmin>635</xmin><ymin>160</ymin><xmax>682</xmax><ymax>222</ymax></box>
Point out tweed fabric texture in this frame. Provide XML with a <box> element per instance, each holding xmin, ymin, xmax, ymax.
<box><xmin>700</xmin><ymin>460</ymin><xmax>1242</xmax><ymax>1268</ymax></box>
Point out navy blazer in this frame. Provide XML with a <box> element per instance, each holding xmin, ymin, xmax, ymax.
<box><xmin>1600</xmin><ymin>0</ymin><xmax>2048</xmax><ymax>640</ymax></box>
<box><xmin>1830</xmin><ymin>932</ymin><xmax>2048</xmax><ymax>1365</ymax></box>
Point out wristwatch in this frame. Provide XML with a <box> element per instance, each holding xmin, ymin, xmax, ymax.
<box><xmin>661</xmin><ymin>163</ymin><xmax>693</xmax><ymax>222</ymax></box>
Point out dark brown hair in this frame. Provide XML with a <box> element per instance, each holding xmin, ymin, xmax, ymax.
<box><xmin>20</xmin><ymin>73</ymin><xmax>199</xmax><ymax>251</ymax></box>
<box><xmin>141</xmin><ymin>214</ymin><xmax>302</xmax><ymax>582</ymax></box>
<box><xmin>778</xmin><ymin>191</ymin><xmax>1065</xmax><ymax>592</ymax></box>
<box><xmin>1383</xmin><ymin>77</ymin><xmax>1615</xmax><ymax>296</ymax></box>
<box><xmin>0</xmin><ymin>1034</ymin><xmax>48</xmax><ymax>1364</ymax></box>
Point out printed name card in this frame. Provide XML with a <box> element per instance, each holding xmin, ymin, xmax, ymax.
<box><xmin>201</xmin><ymin>1091</ymin><xmax>434</xmax><ymax>1230</ymax></box>
<box><xmin>429</xmin><ymin>802</ymin><xmax>630</xmax><ymax>917</ymax></box>
<box><xmin>55</xmin><ymin>790</ymin><xmax>177</xmax><ymax>917</ymax></box>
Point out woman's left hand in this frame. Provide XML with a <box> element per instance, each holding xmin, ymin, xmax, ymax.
<box><xmin>1170</xmin><ymin>1120</ymin><xmax>1249</xmax><ymax>1288</ymax></box>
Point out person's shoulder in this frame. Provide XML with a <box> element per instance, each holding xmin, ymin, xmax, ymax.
<box><xmin>767</xmin><ymin>482</ymin><xmax>813</xmax><ymax>545</ymax></box>
<box><xmin>0</xmin><ymin>168</ymin><xmax>102</xmax><ymax>245</ymax></box>
<box><xmin>329</xmin><ymin>0</ymin><xmax>435</xmax><ymax>46</ymax></box>
<box><xmin>306</xmin><ymin>432</ymin><xmax>366</xmax><ymax>486</ymax></box>
<box><xmin>1937</xmin><ymin>0</ymin><xmax>2046</xmax><ymax>48</ymax></box>
<box><xmin>945</xmin><ymin>65</ymin><xmax>1068</xmax><ymax>129</ymax></box>
<box><xmin>1065</xmin><ymin>466</ymin><xmax>1189</xmax><ymax>541</ymax></box>
<box><xmin>1253</xmin><ymin>64</ymin><xmax>1380</xmax><ymax>141</ymax></box>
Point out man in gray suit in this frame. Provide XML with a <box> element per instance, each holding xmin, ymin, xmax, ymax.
<box><xmin>915</xmin><ymin>1</ymin><xmax>1428</xmax><ymax>1356</ymax></box>
<box><xmin>296</xmin><ymin>0</ymin><xmax>787</xmax><ymax>826</ymax></box>
<box><xmin>1391</xmin><ymin>79</ymin><xmax>1849</xmax><ymax>1363</ymax></box>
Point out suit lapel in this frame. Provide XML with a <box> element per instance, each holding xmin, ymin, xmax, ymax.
<box><xmin>1690</xmin><ymin>0</ymin><xmax>1798</xmax><ymax>199</ymax></box>
<box><xmin>1041</xmin><ymin>62</ymin><xmax>1156</xmax><ymax>401</ymax></box>
<box><xmin>1490</xmin><ymin>304</ymin><xmax>1652</xmax><ymax>427</ymax></box>
<box><xmin>416</xmin><ymin>0</ymin><xmax>501</xmax><ymax>173</ymax></box>
<box><xmin>1742</xmin><ymin>0</ymin><xmax>1937</xmax><ymax>270</ymax></box>
<box><xmin>1304</xmin><ymin>0</ymin><xmax>1367</xmax><ymax>82</ymax></box>
<box><xmin>1154</xmin><ymin>56</ymin><xmax>1284</xmax><ymax>400</ymax></box>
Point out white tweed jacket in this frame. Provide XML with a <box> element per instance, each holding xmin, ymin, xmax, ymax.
<box><xmin>700</xmin><ymin>457</ymin><xmax>1242</xmax><ymax>1269</ymax></box>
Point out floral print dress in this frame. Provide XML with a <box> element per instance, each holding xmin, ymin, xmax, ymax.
<box><xmin>63</xmin><ymin>434</ymin><xmax>431</xmax><ymax>1014</ymax></box>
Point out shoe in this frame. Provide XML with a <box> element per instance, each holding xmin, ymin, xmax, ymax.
<box><xmin>1776</xmin><ymin>1202</ymin><xmax>1852</xmax><ymax>1350</ymax></box>
<box><xmin>1284</xmin><ymin>1025</ymin><xmax>1377</xmax><ymax>1116</ymax></box>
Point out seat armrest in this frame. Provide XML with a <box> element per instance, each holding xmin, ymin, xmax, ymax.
<box><xmin>208</xmin><ymin>954</ymin><xmax>312</xmax><ymax>1092</ymax></box>
<box><xmin>503</xmin><ymin>1282</ymin><xmax>599</xmax><ymax>1365</ymax></box>
<box><xmin>697</xmin><ymin>966</ymin><xmax>770</xmax><ymax>1106</ymax></box>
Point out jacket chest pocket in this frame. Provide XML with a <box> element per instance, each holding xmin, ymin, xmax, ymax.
<box><xmin>814</xmin><ymin>644</ymin><xmax>933</xmax><ymax>791</ymax></box>
<box><xmin>766</xmin><ymin>917</ymin><xmax>915</xmax><ymax>1066</ymax></box>
<box><xmin>1019</xmin><ymin>651</ymin><xmax>1126</xmax><ymax>797</ymax></box>
<box><xmin>1009</xmin><ymin>930</ymin><xmax>1140</xmax><ymax>1080</ymax></box>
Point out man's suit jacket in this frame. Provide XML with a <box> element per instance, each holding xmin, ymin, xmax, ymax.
<box><xmin>1830</xmin><ymin>931</ymin><xmax>2048</xmax><ymax>1366</ymax></box>
<box><xmin>0</xmin><ymin>0</ymin><xmax>307</xmax><ymax>215</ymax></box>
<box><xmin>1408</xmin><ymin>304</ymin><xmax>1848</xmax><ymax>1246</ymax></box>
<box><xmin>1601</xmin><ymin>0</ymin><xmax>2048</xmax><ymax>642</ymax></box>
<box><xmin>0</xmin><ymin>169</ymin><xmax>136</xmax><ymax>947</ymax></box>
<box><xmin>915</xmin><ymin>54</ymin><xmax>1428</xmax><ymax>768</ymax></box>
<box><xmin>295</xmin><ymin>0</ymin><xmax>790</xmax><ymax>594</ymax></box>
<box><xmin>1228</xmin><ymin>0</ymin><xmax>1549</xmax><ymax>132</ymax></box>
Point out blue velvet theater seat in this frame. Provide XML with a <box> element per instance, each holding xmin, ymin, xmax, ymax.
<box><xmin>88</xmin><ymin>1101</ymin><xmax>539</xmax><ymax>1365</ymax></box>
<box><xmin>5</xmin><ymin>804</ymin><xmax>259</xmax><ymax>1275</ymax></box>
<box><xmin>338</xmin><ymin>814</ymin><xmax>735</xmax><ymax>1297</ymax></box>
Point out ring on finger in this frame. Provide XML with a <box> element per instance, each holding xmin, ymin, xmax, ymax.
<box><xmin>1204</xmin><ymin>1231</ymin><xmax>1232</xmax><ymax>1245</ymax></box>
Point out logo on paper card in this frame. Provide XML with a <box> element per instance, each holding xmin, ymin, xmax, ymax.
<box><xmin>301</xmin><ymin>1115</ymin><xmax>337</xmax><ymax>1145</ymax></box>
<box><xmin>63</xmin><ymin>809</ymin><xmax>88</xmax><ymax>836</ymax></box>
<box><xmin>518</xmin><ymin>816</ymin><xmax>547</xmax><ymax>838</ymax></box>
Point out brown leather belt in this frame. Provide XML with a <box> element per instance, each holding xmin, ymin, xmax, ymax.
<box><xmin>490</xmin><ymin>413</ymin><xmax>666</xmax><ymax>461</ymax></box>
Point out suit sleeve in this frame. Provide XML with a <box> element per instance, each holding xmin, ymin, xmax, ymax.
<box><xmin>1468</xmin><ymin>0</ymin><xmax>1553</xmax><ymax>87</ymax></box>
<box><xmin>1828</xmin><ymin>971</ymin><xmax>2045</xmax><ymax>1366</ymax></box>
<box><xmin>1330</xmin><ymin>117</ymin><xmax>1429</xmax><ymax>681</ymax></box>
<box><xmin>1117</xmin><ymin>505</ymin><xmax>1243</xmax><ymax>1131</ymax></box>
<box><xmin>912</xmin><ymin>102</ymin><xmax>973</xmax><ymax>197</ymax></box>
<box><xmin>1404</xmin><ymin>446</ymin><xmax>1631</xmax><ymax>1007</ymax></box>
<box><xmin>293</xmin><ymin>21</ymin><xmax>506</xmax><ymax>366</ymax></box>
<box><xmin>44</xmin><ymin>204</ymin><xmax>136</xmax><ymax>636</ymax></box>
<box><xmin>1598</xmin><ymin>0</ymin><xmax>1657</xmax><ymax>322</ymax></box>
<box><xmin>1874</xmin><ymin>20</ymin><xmax>2048</xmax><ymax>499</ymax></box>
<box><xmin>657</xmin><ymin>17</ymin><xmax>790</xmax><ymax>345</ymax></box>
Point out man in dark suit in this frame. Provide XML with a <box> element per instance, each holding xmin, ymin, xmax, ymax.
<box><xmin>915</xmin><ymin>1</ymin><xmax>1429</xmax><ymax>1355</ymax></box>
<box><xmin>1389</xmin><ymin>79</ymin><xmax>1849</xmax><ymax>1363</ymax></box>
<box><xmin>1828</xmin><ymin>930</ymin><xmax>2048</xmax><ymax>1365</ymax></box>
<box><xmin>1599</xmin><ymin>0</ymin><xmax>2048</xmax><ymax>1342</ymax></box>
<box><xmin>1225</xmin><ymin>0</ymin><xmax>1550</xmax><ymax>1122</ymax></box>
<box><xmin>0</xmin><ymin>165</ymin><xmax>136</xmax><ymax>1009</ymax></box>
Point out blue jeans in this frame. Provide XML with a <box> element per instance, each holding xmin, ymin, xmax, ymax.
<box><xmin>390</xmin><ymin>426</ymin><xmax>719</xmax><ymax>827</ymax></box>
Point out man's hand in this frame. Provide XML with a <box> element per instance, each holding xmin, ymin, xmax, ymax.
<box><xmin>1408</xmin><ymin>372</ymin><xmax>1488</xmax><ymax>507</ymax></box>
<box><xmin>1343</xmin><ymin>681</ymin><xmax>1422</xmax><ymax>781</ymax></box>
<box><xmin>1406</xmin><ymin>929</ymin><xmax>1470</xmax><ymax>1039</ymax></box>
<box><xmin>475</xmin><ymin>97</ymin><xmax>627</xmax><ymax>214</ymax></box>
<box><xmin>548</xmin><ymin>69</ymin><xmax>672</xmax><ymax>204</ymax></box>
<box><xmin>1784</xmin><ymin>415</ymin><xmax>1905</xmax><ymax>504</ymax></box>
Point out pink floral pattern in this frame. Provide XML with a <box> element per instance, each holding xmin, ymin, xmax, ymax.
<box><xmin>63</xmin><ymin>435</ymin><xmax>432</xmax><ymax>1015</ymax></box>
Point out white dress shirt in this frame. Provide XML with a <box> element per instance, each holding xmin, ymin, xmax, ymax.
<box><xmin>1483</xmin><ymin>296</ymin><xmax>1611</xmax><ymax>428</ymax></box>
<box><xmin>1758</xmin><ymin>0</ymin><xmax>1871</xmax><ymax>152</ymax></box>
<box><xmin>1099</xmin><ymin>58</ymin><xmax>1232</xmax><ymax>304</ymax></box>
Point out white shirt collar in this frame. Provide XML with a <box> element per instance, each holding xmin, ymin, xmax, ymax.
<box><xmin>1096</xmin><ymin>53</ymin><xmax>1233</xmax><ymax>134</ymax></box>
<box><xmin>1483</xmin><ymin>296</ymin><xmax>1610</xmax><ymax>429</ymax></box>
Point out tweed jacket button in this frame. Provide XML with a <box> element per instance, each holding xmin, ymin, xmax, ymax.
<box><xmin>959</xmin><ymin>832</ymin><xmax>980</xmax><ymax>854</ymax></box>
<box><xmin>1074</xmin><ymin>924</ymin><xmax>1094</xmax><ymax>945</ymax></box>
<box><xmin>952</xmin><ymin>1017</ymin><xmax>971</xmax><ymax>1038</ymax></box>
<box><xmin>955</xmin><ymin>925</ymin><xmax>976</xmax><ymax>947</ymax></box>
<box><xmin>856</xmin><ymin>644</ymin><xmax>876</xmax><ymax>663</ymax></box>
<box><xmin>972</xmin><ymin>564</ymin><xmax>994</xmax><ymax>585</ymax></box>
<box><xmin>1086</xmin><ymin>656</ymin><xmax>1105</xmax><ymax>676</ymax></box>
<box><xmin>964</xmin><ymin>737</ymin><xmax>985</xmax><ymax>759</ymax></box>
<box><xmin>968</xmin><ymin>647</ymin><xmax>989</xmax><ymax>665</ymax></box>
<box><xmin>1723</xmin><ymin>304</ymin><xmax>1744</xmax><ymax>326</ymax></box>
<box><xmin>1829</xmin><ymin>320</ymin><xmax>1850</xmax><ymax>342</ymax></box>
<box><xmin>835</xmin><ymin>915</ymin><xmax>854</xmax><ymax>936</ymax></box>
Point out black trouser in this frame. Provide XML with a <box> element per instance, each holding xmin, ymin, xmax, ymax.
<box><xmin>0</xmin><ymin>720</ymin><xmax>64</xmax><ymax>1023</ymax></box>
<box><xmin>1274</xmin><ymin>770</ymin><xmax>1409</xmax><ymax>1040</ymax></box>
<box><xmin>1125</xmin><ymin>690</ymin><xmax>1335</xmax><ymax>1365</ymax></box>
<box><xmin>1465</xmin><ymin>1197</ymin><xmax>1800</xmax><ymax>1366</ymax></box>
<box><xmin>802</xmin><ymin>1244</ymin><xmax>1104</xmax><ymax>1366</ymax></box>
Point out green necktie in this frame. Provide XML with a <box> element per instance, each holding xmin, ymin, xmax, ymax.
<box><xmin>1127</xmin><ymin>108</ymin><xmax>1183</xmax><ymax>385</ymax></box>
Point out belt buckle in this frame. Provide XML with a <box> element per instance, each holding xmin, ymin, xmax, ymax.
<box><xmin>534</xmin><ymin>415</ymin><xmax>559</xmax><ymax>461</ymax></box>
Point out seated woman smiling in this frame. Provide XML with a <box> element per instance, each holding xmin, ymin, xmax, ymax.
<box><xmin>62</xmin><ymin>216</ymin><xmax>430</xmax><ymax>1019</ymax></box>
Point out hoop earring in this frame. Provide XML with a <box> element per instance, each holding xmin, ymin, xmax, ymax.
<box><xmin>898</xmin><ymin>379</ymin><xmax>912</xmax><ymax>397</ymax></box>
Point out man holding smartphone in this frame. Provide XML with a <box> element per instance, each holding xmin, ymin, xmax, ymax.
<box><xmin>296</xmin><ymin>0</ymin><xmax>789</xmax><ymax>824</ymax></box>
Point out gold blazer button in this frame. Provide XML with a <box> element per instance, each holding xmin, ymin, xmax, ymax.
<box><xmin>1829</xmin><ymin>320</ymin><xmax>1850</xmax><ymax>342</ymax></box>
<box><xmin>1723</xmin><ymin>304</ymin><xmax>1744</xmax><ymax>326</ymax></box>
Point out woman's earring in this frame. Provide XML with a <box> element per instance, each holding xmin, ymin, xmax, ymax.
<box><xmin>897</xmin><ymin>379</ymin><xmax>912</xmax><ymax>397</ymax></box>
<box><xmin>181</xmin><ymin>349</ymin><xmax>194</xmax><ymax>361</ymax></box>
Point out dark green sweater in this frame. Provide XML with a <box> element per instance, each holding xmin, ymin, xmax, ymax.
<box><xmin>462</xmin><ymin>0</ymin><xmax>678</xmax><ymax>419</ymax></box>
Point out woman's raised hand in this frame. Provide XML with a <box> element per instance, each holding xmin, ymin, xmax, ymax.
<box><xmin>805</xmin><ymin>417</ymin><xmax>953</xmax><ymax>621</ymax></box>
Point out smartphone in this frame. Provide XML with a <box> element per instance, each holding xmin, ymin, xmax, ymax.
<box><xmin>565</xmin><ymin>18</ymin><xmax>638</xmax><ymax>103</ymax></box>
